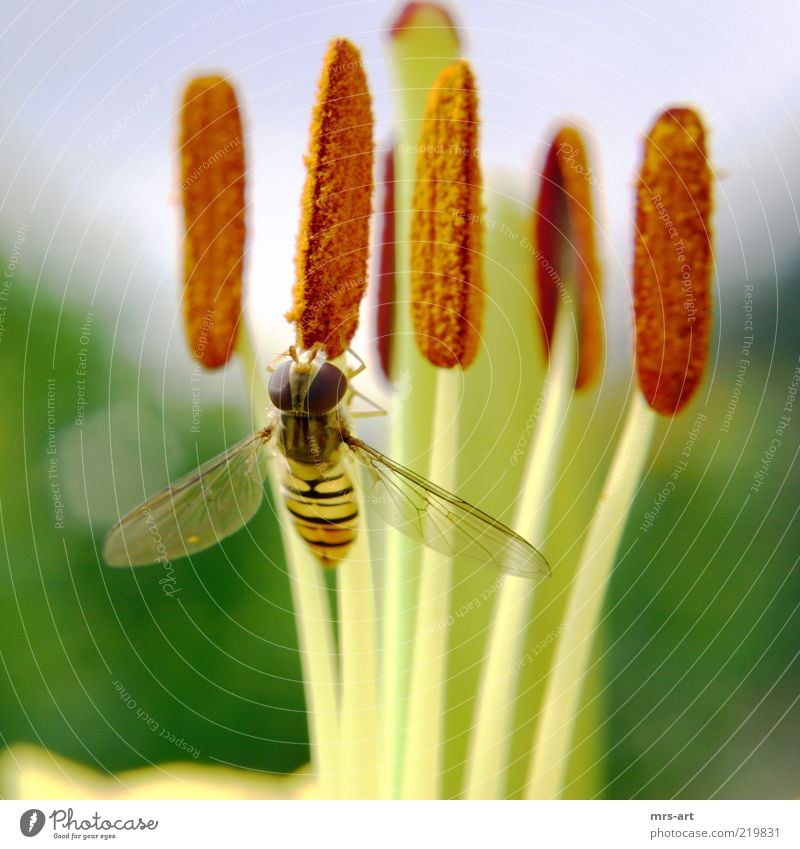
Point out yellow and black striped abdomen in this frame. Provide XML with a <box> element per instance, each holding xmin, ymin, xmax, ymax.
<box><xmin>280</xmin><ymin>454</ymin><xmax>358</xmax><ymax>565</ymax></box>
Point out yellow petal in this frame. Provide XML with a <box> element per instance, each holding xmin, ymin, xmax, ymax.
<box><xmin>0</xmin><ymin>744</ymin><xmax>318</xmax><ymax>800</ymax></box>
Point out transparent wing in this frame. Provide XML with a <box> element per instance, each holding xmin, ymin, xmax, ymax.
<box><xmin>103</xmin><ymin>428</ymin><xmax>274</xmax><ymax>566</ymax></box>
<box><xmin>343</xmin><ymin>433</ymin><xmax>550</xmax><ymax>581</ymax></box>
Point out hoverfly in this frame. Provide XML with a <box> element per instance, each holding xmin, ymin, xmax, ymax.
<box><xmin>103</xmin><ymin>345</ymin><xmax>550</xmax><ymax>581</ymax></box>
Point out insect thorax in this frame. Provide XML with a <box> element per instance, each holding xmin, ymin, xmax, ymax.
<box><xmin>278</xmin><ymin>412</ymin><xmax>342</xmax><ymax>466</ymax></box>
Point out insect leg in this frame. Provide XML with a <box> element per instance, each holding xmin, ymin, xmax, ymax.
<box><xmin>344</xmin><ymin>346</ymin><xmax>368</xmax><ymax>380</ymax></box>
<box><xmin>348</xmin><ymin>387</ymin><xmax>388</xmax><ymax>418</ymax></box>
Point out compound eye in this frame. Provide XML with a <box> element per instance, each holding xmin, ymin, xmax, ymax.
<box><xmin>268</xmin><ymin>361</ymin><xmax>294</xmax><ymax>411</ymax></box>
<box><xmin>306</xmin><ymin>363</ymin><xmax>347</xmax><ymax>414</ymax></box>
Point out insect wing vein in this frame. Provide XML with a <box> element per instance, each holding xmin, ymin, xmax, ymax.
<box><xmin>103</xmin><ymin>428</ymin><xmax>273</xmax><ymax>566</ymax></box>
<box><xmin>343</xmin><ymin>434</ymin><xmax>550</xmax><ymax>581</ymax></box>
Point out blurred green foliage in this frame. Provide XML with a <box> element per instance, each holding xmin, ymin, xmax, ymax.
<box><xmin>0</xmin><ymin>274</ymin><xmax>309</xmax><ymax>782</ymax></box>
<box><xmin>604</xmin><ymin>261</ymin><xmax>800</xmax><ymax>799</ymax></box>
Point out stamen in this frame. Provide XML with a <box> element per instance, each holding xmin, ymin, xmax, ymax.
<box><xmin>527</xmin><ymin>109</ymin><xmax>714</xmax><ymax>800</ymax></box>
<box><xmin>179</xmin><ymin>75</ymin><xmax>246</xmax><ymax>369</ymax></box>
<box><xmin>534</xmin><ymin>126</ymin><xmax>603</xmax><ymax>388</ymax></box>
<box><xmin>375</xmin><ymin>145</ymin><xmax>396</xmax><ymax>380</ymax></box>
<box><xmin>410</xmin><ymin>60</ymin><xmax>484</xmax><ymax>368</ymax></box>
<box><xmin>381</xmin><ymin>7</ymin><xmax>462</xmax><ymax>799</ymax></box>
<box><xmin>389</xmin><ymin>1</ymin><xmax>459</xmax><ymax>39</ymax></box>
<box><xmin>633</xmin><ymin>107</ymin><xmax>713</xmax><ymax>414</ymax></box>
<box><xmin>402</xmin><ymin>58</ymin><xmax>483</xmax><ymax>799</ymax></box>
<box><xmin>287</xmin><ymin>38</ymin><xmax>375</xmax><ymax>360</ymax></box>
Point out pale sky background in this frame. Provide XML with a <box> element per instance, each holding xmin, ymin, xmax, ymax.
<box><xmin>1</xmin><ymin>0</ymin><xmax>799</xmax><ymax>401</ymax></box>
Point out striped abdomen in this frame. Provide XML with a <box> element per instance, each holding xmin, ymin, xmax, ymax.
<box><xmin>280</xmin><ymin>452</ymin><xmax>358</xmax><ymax>565</ymax></box>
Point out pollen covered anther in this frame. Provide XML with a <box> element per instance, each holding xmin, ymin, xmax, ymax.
<box><xmin>633</xmin><ymin>107</ymin><xmax>713</xmax><ymax>415</ymax></box>
<box><xmin>410</xmin><ymin>60</ymin><xmax>484</xmax><ymax>369</ymax></box>
<box><xmin>534</xmin><ymin>126</ymin><xmax>603</xmax><ymax>389</ymax></box>
<box><xmin>287</xmin><ymin>38</ymin><xmax>375</xmax><ymax>360</ymax></box>
<box><xmin>179</xmin><ymin>75</ymin><xmax>246</xmax><ymax>369</ymax></box>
